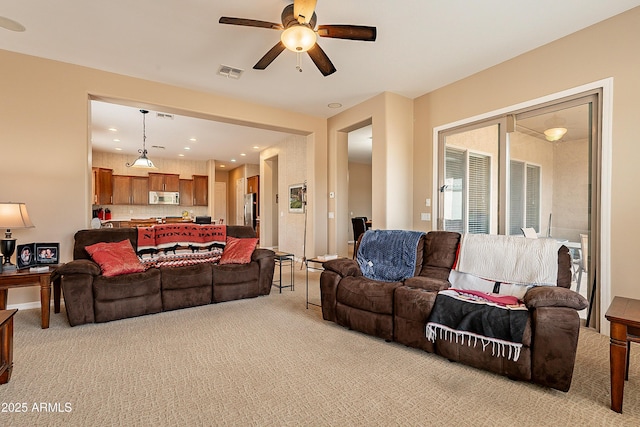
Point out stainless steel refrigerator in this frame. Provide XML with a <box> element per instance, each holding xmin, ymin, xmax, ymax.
<box><xmin>244</xmin><ymin>193</ymin><xmax>257</xmax><ymax>230</ymax></box>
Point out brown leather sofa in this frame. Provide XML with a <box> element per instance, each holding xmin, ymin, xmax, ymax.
<box><xmin>53</xmin><ymin>225</ymin><xmax>275</xmax><ymax>326</ymax></box>
<box><xmin>320</xmin><ymin>231</ymin><xmax>588</xmax><ymax>391</ymax></box>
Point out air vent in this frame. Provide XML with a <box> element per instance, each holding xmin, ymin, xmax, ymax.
<box><xmin>151</xmin><ymin>145</ymin><xmax>166</xmax><ymax>149</ymax></box>
<box><xmin>156</xmin><ymin>112</ymin><xmax>174</xmax><ymax>120</ymax></box>
<box><xmin>217</xmin><ymin>65</ymin><xmax>244</xmax><ymax>79</ymax></box>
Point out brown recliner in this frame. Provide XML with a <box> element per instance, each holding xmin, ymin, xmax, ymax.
<box><xmin>53</xmin><ymin>225</ymin><xmax>275</xmax><ymax>326</ymax></box>
<box><xmin>320</xmin><ymin>231</ymin><xmax>460</xmax><ymax>341</ymax></box>
<box><xmin>320</xmin><ymin>231</ymin><xmax>588</xmax><ymax>392</ymax></box>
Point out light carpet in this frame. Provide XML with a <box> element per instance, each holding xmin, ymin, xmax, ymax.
<box><xmin>2</xmin><ymin>268</ymin><xmax>640</xmax><ymax>426</ymax></box>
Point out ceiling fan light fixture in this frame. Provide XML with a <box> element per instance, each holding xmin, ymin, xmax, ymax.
<box><xmin>281</xmin><ymin>25</ymin><xmax>316</xmax><ymax>52</ymax></box>
<box><xmin>543</xmin><ymin>127</ymin><xmax>567</xmax><ymax>141</ymax></box>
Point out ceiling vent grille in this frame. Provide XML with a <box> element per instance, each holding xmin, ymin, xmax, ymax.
<box><xmin>156</xmin><ymin>112</ymin><xmax>174</xmax><ymax>120</ymax></box>
<box><xmin>218</xmin><ymin>65</ymin><xmax>244</xmax><ymax>79</ymax></box>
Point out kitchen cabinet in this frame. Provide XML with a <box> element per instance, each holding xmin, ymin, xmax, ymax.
<box><xmin>148</xmin><ymin>173</ymin><xmax>180</xmax><ymax>192</ymax></box>
<box><xmin>112</xmin><ymin>175</ymin><xmax>149</xmax><ymax>205</ymax></box>
<box><xmin>193</xmin><ymin>175</ymin><xmax>208</xmax><ymax>206</ymax></box>
<box><xmin>179</xmin><ymin>179</ymin><xmax>194</xmax><ymax>207</ymax></box>
<box><xmin>92</xmin><ymin>167</ymin><xmax>113</xmax><ymax>205</ymax></box>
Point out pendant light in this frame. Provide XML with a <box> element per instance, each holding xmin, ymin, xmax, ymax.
<box><xmin>126</xmin><ymin>109</ymin><xmax>157</xmax><ymax>169</ymax></box>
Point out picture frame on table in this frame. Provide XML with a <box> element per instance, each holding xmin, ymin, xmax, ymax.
<box><xmin>35</xmin><ymin>243</ymin><xmax>59</xmax><ymax>264</ymax></box>
<box><xmin>288</xmin><ymin>184</ymin><xmax>305</xmax><ymax>213</ymax></box>
<box><xmin>16</xmin><ymin>243</ymin><xmax>37</xmax><ymax>269</ymax></box>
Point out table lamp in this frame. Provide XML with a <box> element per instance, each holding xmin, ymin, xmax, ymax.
<box><xmin>0</xmin><ymin>202</ymin><xmax>35</xmax><ymax>271</ymax></box>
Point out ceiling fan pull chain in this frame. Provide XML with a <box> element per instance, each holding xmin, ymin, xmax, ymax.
<box><xmin>296</xmin><ymin>52</ymin><xmax>303</xmax><ymax>72</ymax></box>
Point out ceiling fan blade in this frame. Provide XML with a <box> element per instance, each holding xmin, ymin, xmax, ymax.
<box><xmin>219</xmin><ymin>17</ymin><xmax>283</xmax><ymax>30</ymax></box>
<box><xmin>307</xmin><ymin>44</ymin><xmax>337</xmax><ymax>77</ymax></box>
<box><xmin>253</xmin><ymin>42</ymin><xmax>287</xmax><ymax>70</ymax></box>
<box><xmin>294</xmin><ymin>0</ymin><xmax>317</xmax><ymax>24</ymax></box>
<box><xmin>317</xmin><ymin>25</ymin><xmax>377</xmax><ymax>42</ymax></box>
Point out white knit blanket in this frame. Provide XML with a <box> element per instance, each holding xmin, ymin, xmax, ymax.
<box><xmin>456</xmin><ymin>234</ymin><xmax>559</xmax><ymax>286</ymax></box>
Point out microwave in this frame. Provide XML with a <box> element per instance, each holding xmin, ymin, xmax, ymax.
<box><xmin>149</xmin><ymin>191</ymin><xmax>180</xmax><ymax>205</ymax></box>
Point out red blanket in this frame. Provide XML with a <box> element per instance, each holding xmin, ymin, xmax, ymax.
<box><xmin>137</xmin><ymin>224</ymin><xmax>226</xmax><ymax>251</ymax></box>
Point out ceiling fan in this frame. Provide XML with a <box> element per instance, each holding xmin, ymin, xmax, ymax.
<box><xmin>0</xmin><ymin>16</ymin><xmax>26</xmax><ymax>32</ymax></box>
<box><xmin>219</xmin><ymin>0</ymin><xmax>376</xmax><ymax>76</ymax></box>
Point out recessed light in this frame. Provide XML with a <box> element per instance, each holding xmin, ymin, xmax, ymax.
<box><xmin>184</xmin><ymin>147</ymin><xmax>191</xmax><ymax>150</ymax></box>
<box><xmin>114</xmin><ymin>147</ymin><xmax>123</xmax><ymax>151</ymax></box>
<box><xmin>113</xmin><ymin>139</ymin><xmax>120</xmax><ymax>142</ymax></box>
<box><xmin>230</xmin><ymin>159</ymin><xmax>236</xmax><ymax>162</ymax></box>
<box><xmin>178</xmin><ymin>154</ymin><xmax>185</xmax><ymax>157</ymax></box>
<box><xmin>328</xmin><ymin>103</ymin><xmax>342</xmax><ymax>109</ymax></box>
<box><xmin>253</xmin><ymin>146</ymin><xmax>260</xmax><ymax>150</ymax></box>
<box><xmin>108</xmin><ymin>127</ymin><xmax>118</xmax><ymax>132</ymax></box>
<box><xmin>189</xmin><ymin>138</ymin><xmax>197</xmax><ymax>142</ymax></box>
<box><xmin>240</xmin><ymin>153</ymin><xmax>246</xmax><ymax>157</ymax></box>
<box><xmin>220</xmin><ymin>164</ymin><xmax>226</xmax><ymax>168</ymax></box>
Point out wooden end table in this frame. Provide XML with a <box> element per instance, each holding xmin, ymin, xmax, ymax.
<box><xmin>0</xmin><ymin>266</ymin><xmax>57</xmax><ymax>329</ymax></box>
<box><xmin>0</xmin><ymin>309</ymin><xmax>17</xmax><ymax>384</ymax></box>
<box><xmin>604</xmin><ymin>296</ymin><xmax>640</xmax><ymax>413</ymax></box>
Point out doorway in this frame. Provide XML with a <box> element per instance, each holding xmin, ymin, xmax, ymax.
<box><xmin>347</xmin><ymin>125</ymin><xmax>372</xmax><ymax>256</ymax></box>
<box><xmin>437</xmin><ymin>90</ymin><xmax>601</xmax><ymax>328</ymax></box>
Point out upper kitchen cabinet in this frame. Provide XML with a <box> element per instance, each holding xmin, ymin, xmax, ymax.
<box><xmin>92</xmin><ymin>167</ymin><xmax>113</xmax><ymax>205</ymax></box>
<box><xmin>113</xmin><ymin>175</ymin><xmax>149</xmax><ymax>205</ymax></box>
<box><xmin>179</xmin><ymin>179</ymin><xmax>194</xmax><ymax>207</ymax></box>
<box><xmin>193</xmin><ymin>175</ymin><xmax>208</xmax><ymax>206</ymax></box>
<box><xmin>148</xmin><ymin>173</ymin><xmax>180</xmax><ymax>192</ymax></box>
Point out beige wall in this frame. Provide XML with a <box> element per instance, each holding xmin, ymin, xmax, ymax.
<box><xmin>327</xmin><ymin>92</ymin><xmax>414</xmax><ymax>256</ymax></box>
<box><xmin>1</xmin><ymin>49</ymin><xmax>327</xmax><ymax>306</ymax></box>
<box><xmin>260</xmin><ymin>135</ymin><xmax>308</xmax><ymax>256</ymax></box>
<box><xmin>413</xmin><ymin>8</ymin><xmax>640</xmax><ymax>318</ymax></box>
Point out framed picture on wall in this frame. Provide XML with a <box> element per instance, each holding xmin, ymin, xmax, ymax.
<box><xmin>35</xmin><ymin>243</ymin><xmax>59</xmax><ymax>264</ymax></box>
<box><xmin>288</xmin><ymin>184</ymin><xmax>305</xmax><ymax>213</ymax></box>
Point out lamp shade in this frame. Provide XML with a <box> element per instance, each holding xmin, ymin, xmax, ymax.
<box><xmin>281</xmin><ymin>25</ymin><xmax>317</xmax><ymax>52</ymax></box>
<box><xmin>0</xmin><ymin>202</ymin><xmax>34</xmax><ymax>229</ymax></box>
<box><xmin>129</xmin><ymin>152</ymin><xmax>157</xmax><ymax>169</ymax></box>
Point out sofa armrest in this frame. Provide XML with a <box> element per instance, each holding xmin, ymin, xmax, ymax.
<box><xmin>530</xmin><ymin>306</ymin><xmax>581</xmax><ymax>391</ymax></box>
<box><xmin>403</xmin><ymin>276</ymin><xmax>450</xmax><ymax>291</ymax></box>
<box><xmin>52</xmin><ymin>259</ymin><xmax>101</xmax><ymax>281</ymax></box>
<box><xmin>322</xmin><ymin>258</ymin><xmax>362</xmax><ymax>278</ymax></box>
<box><xmin>320</xmin><ymin>270</ymin><xmax>341</xmax><ymax>322</ymax></box>
<box><xmin>253</xmin><ymin>248</ymin><xmax>275</xmax><ymax>295</ymax></box>
<box><xmin>523</xmin><ymin>286</ymin><xmax>588</xmax><ymax>311</ymax></box>
<box><xmin>252</xmin><ymin>248</ymin><xmax>275</xmax><ymax>262</ymax></box>
<box><xmin>54</xmin><ymin>261</ymin><xmax>100</xmax><ymax>326</ymax></box>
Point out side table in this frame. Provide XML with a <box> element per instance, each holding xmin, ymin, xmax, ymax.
<box><xmin>0</xmin><ymin>309</ymin><xmax>17</xmax><ymax>384</ymax></box>
<box><xmin>273</xmin><ymin>252</ymin><xmax>294</xmax><ymax>293</ymax></box>
<box><xmin>604</xmin><ymin>296</ymin><xmax>640</xmax><ymax>413</ymax></box>
<box><xmin>0</xmin><ymin>266</ymin><xmax>57</xmax><ymax>329</ymax></box>
<box><xmin>305</xmin><ymin>257</ymin><xmax>338</xmax><ymax>309</ymax></box>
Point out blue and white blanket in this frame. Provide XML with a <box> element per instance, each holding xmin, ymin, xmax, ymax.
<box><xmin>356</xmin><ymin>230</ymin><xmax>425</xmax><ymax>282</ymax></box>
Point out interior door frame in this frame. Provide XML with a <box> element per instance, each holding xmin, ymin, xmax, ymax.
<box><xmin>432</xmin><ymin>78</ymin><xmax>613</xmax><ymax>334</ymax></box>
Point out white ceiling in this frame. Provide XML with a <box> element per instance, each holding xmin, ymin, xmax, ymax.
<box><xmin>2</xmin><ymin>1</ymin><xmax>638</xmax><ymax>165</ymax></box>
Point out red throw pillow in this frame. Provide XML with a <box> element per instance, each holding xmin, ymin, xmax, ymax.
<box><xmin>85</xmin><ymin>239</ymin><xmax>145</xmax><ymax>277</ymax></box>
<box><xmin>219</xmin><ymin>236</ymin><xmax>258</xmax><ymax>265</ymax></box>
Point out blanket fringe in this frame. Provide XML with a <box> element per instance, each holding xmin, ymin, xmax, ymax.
<box><xmin>426</xmin><ymin>323</ymin><xmax>522</xmax><ymax>362</ymax></box>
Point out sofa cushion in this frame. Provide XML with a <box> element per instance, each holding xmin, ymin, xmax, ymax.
<box><xmin>420</xmin><ymin>231</ymin><xmax>461</xmax><ymax>280</ymax></box>
<box><xmin>85</xmin><ymin>239</ymin><xmax>145</xmax><ymax>277</ymax></box>
<box><xmin>336</xmin><ymin>276</ymin><xmax>402</xmax><ymax>315</ymax></box>
<box><xmin>219</xmin><ymin>236</ymin><xmax>258</xmax><ymax>265</ymax></box>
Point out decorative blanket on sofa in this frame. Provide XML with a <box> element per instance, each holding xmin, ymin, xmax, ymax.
<box><xmin>356</xmin><ymin>229</ymin><xmax>425</xmax><ymax>282</ymax></box>
<box><xmin>456</xmin><ymin>233</ymin><xmax>559</xmax><ymax>286</ymax></box>
<box><xmin>137</xmin><ymin>224</ymin><xmax>226</xmax><ymax>252</ymax></box>
<box><xmin>426</xmin><ymin>289</ymin><xmax>529</xmax><ymax>362</ymax></box>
